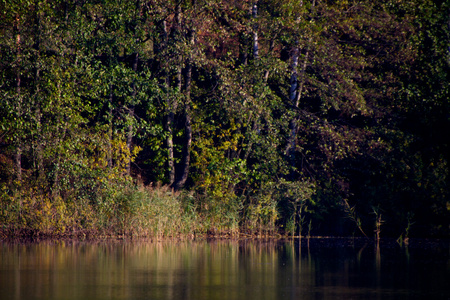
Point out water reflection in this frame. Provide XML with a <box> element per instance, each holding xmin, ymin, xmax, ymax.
<box><xmin>0</xmin><ymin>238</ymin><xmax>448</xmax><ymax>300</ymax></box>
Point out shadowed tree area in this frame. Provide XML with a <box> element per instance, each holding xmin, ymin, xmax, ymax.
<box><xmin>0</xmin><ymin>0</ymin><xmax>448</xmax><ymax>239</ymax></box>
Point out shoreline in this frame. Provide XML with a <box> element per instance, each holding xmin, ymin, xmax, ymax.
<box><xmin>1</xmin><ymin>230</ymin><xmax>449</xmax><ymax>251</ymax></box>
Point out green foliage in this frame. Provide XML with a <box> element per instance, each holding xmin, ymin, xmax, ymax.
<box><xmin>275</xmin><ymin>179</ymin><xmax>316</xmax><ymax>236</ymax></box>
<box><xmin>244</xmin><ymin>193</ymin><xmax>279</xmax><ymax>234</ymax></box>
<box><xmin>0</xmin><ymin>0</ymin><xmax>449</xmax><ymax>238</ymax></box>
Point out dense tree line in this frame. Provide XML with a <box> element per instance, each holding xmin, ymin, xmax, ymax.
<box><xmin>1</xmin><ymin>0</ymin><xmax>449</xmax><ymax>238</ymax></box>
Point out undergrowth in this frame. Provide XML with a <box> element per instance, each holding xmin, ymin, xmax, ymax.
<box><xmin>0</xmin><ymin>181</ymin><xmax>280</xmax><ymax>239</ymax></box>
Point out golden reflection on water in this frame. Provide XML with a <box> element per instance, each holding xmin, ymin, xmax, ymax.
<box><xmin>0</xmin><ymin>239</ymin><xmax>449</xmax><ymax>300</ymax></box>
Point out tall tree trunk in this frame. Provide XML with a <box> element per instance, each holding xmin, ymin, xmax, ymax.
<box><xmin>155</xmin><ymin>18</ymin><xmax>173</xmax><ymax>183</ymax></box>
<box><xmin>286</xmin><ymin>44</ymin><xmax>299</xmax><ymax>161</ymax></box>
<box><xmin>35</xmin><ymin>106</ymin><xmax>45</xmax><ymax>183</ymax></box>
<box><xmin>175</xmin><ymin>4</ymin><xmax>183</xmax><ymax>92</ymax></box>
<box><xmin>166</xmin><ymin>4</ymin><xmax>183</xmax><ymax>186</ymax></box>
<box><xmin>34</xmin><ymin>6</ymin><xmax>45</xmax><ymax>184</ymax></box>
<box><xmin>15</xmin><ymin>145</ymin><xmax>22</xmax><ymax>184</ymax></box>
<box><xmin>239</xmin><ymin>34</ymin><xmax>249</xmax><ymax>66</ymax></box>
<box><xmin>238</xmin><ymin>1</ymin><xmax>259</xmax><ymax>65</ymax></box>
<box><xmin>166</xmin><ymin>101</ymin><xmax>176</xmax><ymax>185</ymax></box>
<box><xmin>126</xmin><ymin>52</ymin><xmax>139</xmax><ymax>176</ymax></box>
<box><xmin>107</xmin><ymin>86</ymin><xmax>113</xmax><ymax>170</ymax></box>
<box><xmin>174</xmin><ymin>30</ymin><xmax>195</xmax><ymax>190</ymax></box>
<box><xmin>252</xmin><ymin>1</ymin><xmax>259</xmax><ymax>60</ymax></box>
<box><xmin>263</xmin><ymin>39</ymin><xmax>275</xmax><ymax>82</ymax></box>
<box><xmin>162</xmin><ymin>17</ymin><xmax>176</xmax><ymax>186</ymax></box>
<box><xmin>127</xmin><ymin>1</ymin><xmax>141</xmax><ymax>176</ymax></box>
<box><xmin>52</xmin><ymin>80</ymin><xmax>64</xmax><ymax>199</ymax></box>
<box><xmin>126</xmin><ymin>109</ymin><xmax>134</xmax><ymax>176</ymax></box>
<box><xmin>243</xmin><ymin>1</ymin><xmax>261</xmax><ymax>161</ymax></box>
<box><xmin>53</xmin><ymin>158</ymin><xmax>60</xmax><ymax>199</ymax></box>
<box><xmin>15</xmin><ymin>14</ymin><xmax>22</xmax><ymax>185</ymax></box>
<box><xmin>286</xmin><ymin>50</ymin><xmax>309</xmax><ymax>168</ymax></box>
<box><xmin>286</xmin><ymin>0</ymin><xmax>315</xmax><ymax>170</ymax></box>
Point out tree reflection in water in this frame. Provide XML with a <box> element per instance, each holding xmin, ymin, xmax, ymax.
<box><xmin>0</xmin><ymin>238</ymin><xmax>448</xmax><ymax>300</ymax></box>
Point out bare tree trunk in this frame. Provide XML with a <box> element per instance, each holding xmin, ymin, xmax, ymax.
<box><xmin>107</xmin><ymin>86</ymin><xmax>113</xmax><ymax>170</ymax></box>
<box><xmin>174</xmin><ymin>30</ymin><xmax>195</xmax><ymax>190</ymax></box>
<box><xmin>252</xmin><ymin>1</ymin><xmax>259</xmax><ymax>60</ymax></box>
<box><xmin>126</xmin><ymin>1</ymin><xmax>142</xmax><ymax>177</ymax></box>
<box><xmin>126</xmin><ymin>112</ymin><xmax>134</xmax><ymax>176</ymax></box>
<box><xmin>238</xmin><ymin>1</ymin><xmax>260</xmax><ymax>65</ymax></box>
<box><xmin>34</xmin><ymin>6</ymin><xmax>45</xmax><ymax>184</ymax></box>
<box><xmin>35</xmin><ymin>108</ymin><xmax>45</xmax><ymax>183</ymax></box>
<box><xmin>166</xmin><ymin>103</ymin><xmax>176</xmax><ymax>185</ymax></box>
<box><xmin>162</xmin><ymin>17</ymin><xmax>176</xmax><ymax>186</ymax></box>
<box><xmin>175</xmin><ymin>3</ymin><xmax>183</xmax><ymax>92</ymax></box>
<box><xmin>15</xmin><ymin>146</ymin><xmax>22</xmax><ymax>183</ymax></box>
<box><xmin>286</xmin><ymin>50</ymin><xmax>309</xmax><ymax>166</ymax></box>
<box><xmin>52</xmin><ymin>80</ymin><xmax>65</xmax><ymax>199</ymax></box>
<box><xmin>126</xmin><ymin>52</ymin><xmax>139</xmax><ymax>176</ymax></box>
<box><xmin>243</xmin><ymin>1</ymin><xmax>261</xmax><ymax>161</ymax></box>
<box><xmin>15</xmin><ymin>15</ymin><xmax>22</xmax><ymax>184</ymax></box>
<box><xmin>263</xmin><ymin>39</ymin><xmax>275</xmax><ymax>82</ymax></box>
<box><xmin>286</xmin><ymin>44</ymin><xmax>299</xmax><ymax>160</ymax></box>
<box><xmin>286</xmin><ymin>0</ymin><xmax>315</xmax><ymax>168</ymax></box>
<box><xmin>166</xmin><ymin>4</ymin><xmax>184</xmax><ymax>186</ymax></box>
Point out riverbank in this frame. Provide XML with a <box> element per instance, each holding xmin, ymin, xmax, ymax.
<box><xmin>1</xmin><ymin>233</ymin><xmax>449</xmax><ymax>257</ymax></box>
<box><xmin>2</xmin><ymin>182</ymin><xmax>448</xmax><ymax>241</ymax></box>
<box><xmin>0</xmin><ymin>183</ymin><xmax>279</xmax><ymax>240</ymax></box>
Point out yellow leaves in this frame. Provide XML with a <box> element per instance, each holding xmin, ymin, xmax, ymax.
<box><xmin>0</xmin><ymin>191</ymin><xmax>72</xmax><ymax>235</ymax></box>
<box><xmin>219</xmin><ymin>140</ymin><xmax>232</xmax><ymax>151</ymax></box>
<box><xmin>85</xmin><ymin>132</ymin><xmax>143</xmax><ymax>178</ymax></box>
<box><xmin>217</xmin><ymin>124</ymin><xmax>243</xmax><ymax>152</ymax></box>
<box><xmin>132</xmin><ymin>145</ymin><xmax>142</xmax><ymax>160</ymax></box>
<box><xmin>246</xmin><ymin>195</ymin><xmax>279</xmax><ymax>231</ymax></box>
<box><xmin>110</xmin><ymin>138</ymin><xmax>130</xmax><ymax>171</ymax></box>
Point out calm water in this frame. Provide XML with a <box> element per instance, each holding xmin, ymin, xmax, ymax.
<box><xmin>0</xmin><ymin>238</ymin><xmax>448</xmax><ymax>300</ymax></box>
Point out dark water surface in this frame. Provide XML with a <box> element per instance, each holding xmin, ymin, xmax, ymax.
<box><xmin>0</xmin><ymin>238</ymin><xmax>448</xmax><ymax>300</ymax></box>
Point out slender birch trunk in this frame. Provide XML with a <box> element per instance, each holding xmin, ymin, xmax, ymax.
<box><xmin>243</xmin><ymin>1</ymin><xmax>260</xmax><ymax>161</ymax></box>
<box><xmin>286</xmin><ymin>0</ymin><xmax>315</xmax><ymax>167</ymax></box>
<box><xmin>252</xmin><ymin>1</ymin><xmax>259</xmax><ymax>60</ymax></box>
<box><xmin>286</xmin><ymin>44</ymin><xmax>299</xmax><ymax>161</ymax></box>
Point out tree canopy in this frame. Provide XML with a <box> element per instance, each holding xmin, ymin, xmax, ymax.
<box><xmin>1</xmin><ymin>0</ymin><xmax>449</xmax><ymax>238</ymax></box>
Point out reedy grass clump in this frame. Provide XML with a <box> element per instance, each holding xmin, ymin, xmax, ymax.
<box><xmin>197</xmin><ymin>194</ymin><xmax>242</xmax><ymax>236</ymax></box>
<box><xmin>0</xmin><ymin>182</ymin><xmax>204</xmax><ymax>239</ymax></box>
<box><xmin>0</xmin><ymin>178</ymin><xmax>312</xmax><ymax>239</ymax></box>
<box><xmin>103</xmin><ymin>184</ymin><xmax>202</xmax><ymax>238</ymax></box>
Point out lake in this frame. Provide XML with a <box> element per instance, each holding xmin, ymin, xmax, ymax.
<box><xmin>0</xmin><ymin>238</ymin><xmax>448</xmax><ymax>300</ymax></box>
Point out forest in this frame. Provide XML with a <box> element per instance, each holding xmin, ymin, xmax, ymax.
<box><xmin>1</xmin><ymin>0</ymin><xmax>449</xmax><ymax>239</ymax></box>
